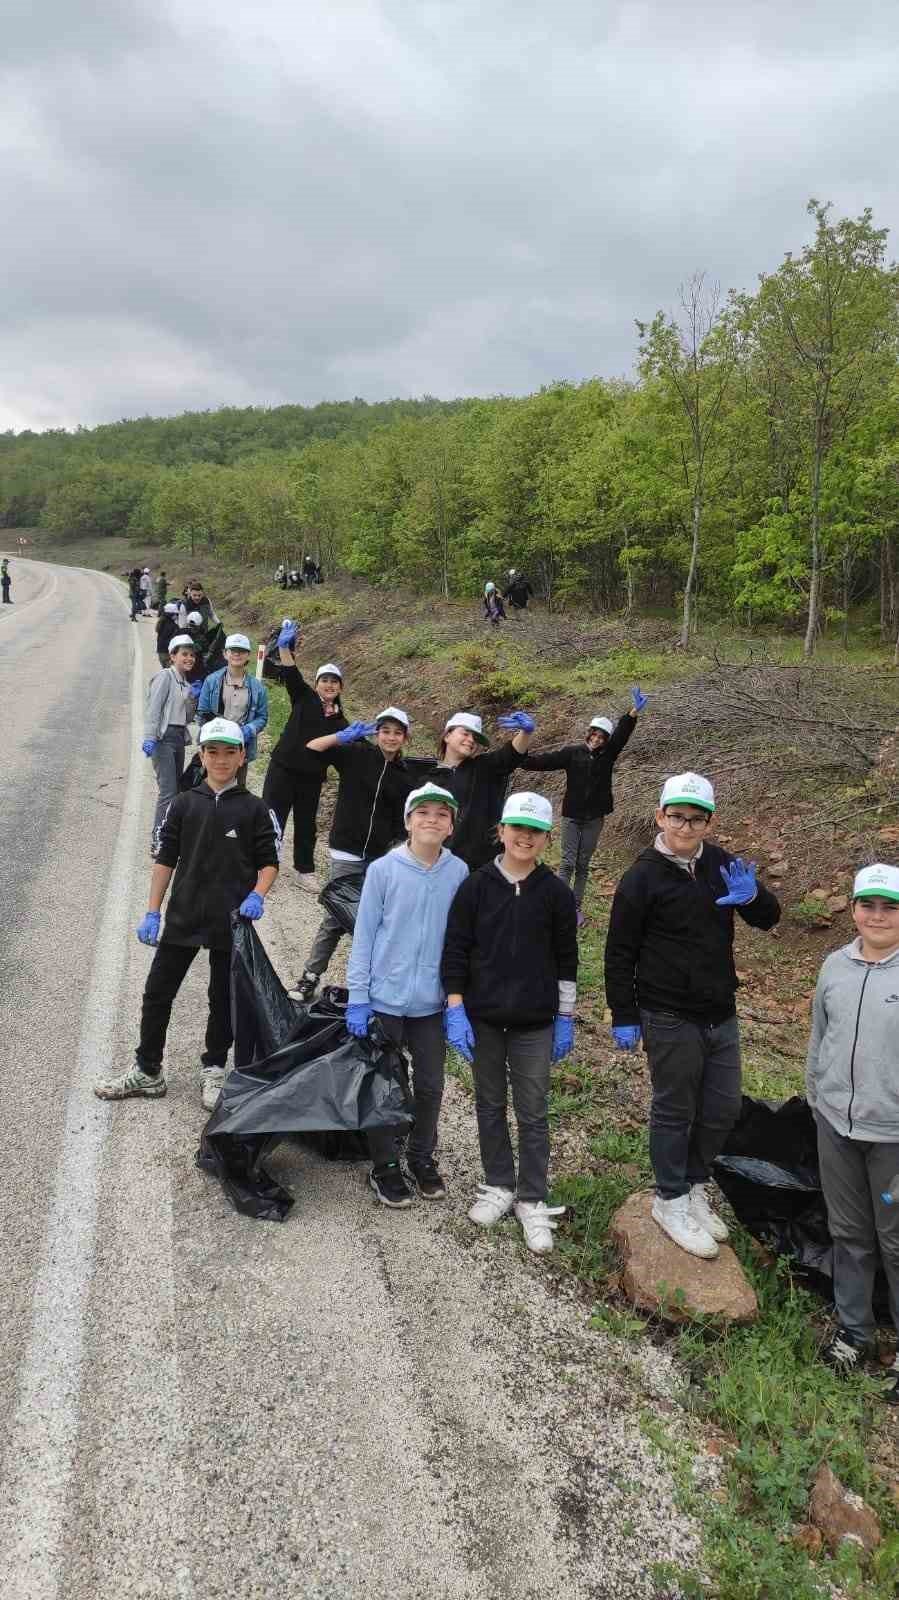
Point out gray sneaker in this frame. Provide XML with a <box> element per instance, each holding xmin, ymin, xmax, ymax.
<box><xmin>201</xmin><ymin>1065</ymin><xmax>226</xmax><ymax>1111</ymax></box>
<box><xmin>94</xmin><ymin>1065</ymin><xmax>167</xmax><ymax>1100</ymax></box>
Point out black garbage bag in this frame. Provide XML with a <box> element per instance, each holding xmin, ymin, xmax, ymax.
<box><xmin>715</xmin><ymin>1096</ymin><xmax>890</xmax><ymax>1315</ymax></box>
<box><xmin>178</xmin><ymin>751</ymin><xmax>205</xmax><ymax>793</ymax></box>
<box><xmin>260</xmin><ymin>627</ymin><xmax>287</xmax><ymax>685</ymax></box>
<box><xmin>319</xmin><ymin>867</ymin><xmax>366</xmax><ymax>933</ymax></box>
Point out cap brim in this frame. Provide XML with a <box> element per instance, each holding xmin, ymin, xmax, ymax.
<box><xmin>662</xmin><ymin>795</ymin><xmax>715</xmax><ymax>813</ymax></box>
<box><xmin>854</xmin><ymin>888</ymin><xmax>899</xmax><ymax>903</ymax></box>
<box><xmin>200</xmin><ymin>737</ymin><xmax>244</xmax><ymax>749</ymax></box>
<box><xmin>407</xmin><ymin>798</ymin><xmax>458</xmax><ymax>816</ymax></box>
<box><xmin>501</xmin><ymin>816</ymin><xmax>551</xmax><ymax>831</ymax></box>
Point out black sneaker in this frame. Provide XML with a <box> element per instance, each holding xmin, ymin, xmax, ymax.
<box><xmin>821</xmin><ymin>1327</ymin><xmax>868</xmax><ymax>1373</ymax></box>
<box><xmin>408</xmin><ymin>1157</ymin><xmax>447</xmax><ymax>1201</ymax></box>
<box><xmin>288</xmin><ymin>971</ymin><xmax>319</xmax><ymax>1003</ymax></box>
<box><xmin>368</xmin><ymin>1164</ymin><xmax>413</xmax><ymax>1209</ymax></box>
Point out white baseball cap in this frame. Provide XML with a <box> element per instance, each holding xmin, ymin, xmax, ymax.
<box><xmin>404</xmin><ymin>782</ymin><xmax>459</xmax><ymax>822</ymax></box>
<box><xmin>186</xmin><ymin>610</ymin><xmax>204</xmax><ymax>626</ymax></box>
<box><xmin>501</xmin><ymin>791</ymin><xmax>553</xmax><ymax>832</ymax></box>
<box><xmin>659</xmin><ymin>772</ymin><xmax>716</xmax><ymax>814</ymax></box>
<box><xmin>376</xmin><ymin>705</ymin><xmax>410</xmax><ymax>731</ymax></box>
<box><xmin>853</xmin><ymin>864</ymin><xmax>899</xmax><ymax>903</ymax></box>
<box><xmin>444</xmin><ymin>710</ymin><xmax>489</xmax><ymax>747</ymax></box>
<box><xmin>589</xmin><ymin>716</ymin><xmax>614</xmax><ymax>736</ymax></box>
<box><xmin>169</xmin><ymin>634</ymin><xmax>197</xmax><ymax>651</ymax></box>
<box><xmin>199</xmin><ymin>717</ymin><xmax>244</xmax><ymax>748</ymax></box>
<box><xmin>224</xmin><ymin>632</ymin><xmax>251</xmax><ymax>651</ymax></box>
<box><xmin>163</xmin><ymin>601</ymin><xmax>180</xmax><ymax>614</ymax></box>
<box><xmin>315</xmin><ymin>662</ymin><xmax>343</xmax><ymax>682</ymax></box>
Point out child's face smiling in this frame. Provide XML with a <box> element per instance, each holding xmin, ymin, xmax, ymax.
<box><xmin>655</xmin><ymin>805</ymin><xmax>712</xmax><ymax>858</ymax></box>
<box><xmin>376</xmin><ymin>720</ymin><xmax>407</xmax><ymax>757</ymax></box>
<box><xmin>852</xmin><ymin>896</ymin><xmax>899</xmax><ymax>957</ymax></box>
<box><xmin>498</xmin><ymin>823</ymin><xmax>547</xmax><ymax>868</ymax></box>
<box><xmin>407</xmin><ymin>802</ymin><xmax>454</xmax><ymax>851</ymax></box>
<box><xmin>201</xmin><ymin>741</ymin><xmax>245</xmax><ymax>788</ymax></box>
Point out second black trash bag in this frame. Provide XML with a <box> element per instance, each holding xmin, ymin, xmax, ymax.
<box><xmin>318</xmin><ymin>867</ymin><xmax>366</xmax><ymax>934</ymax></box>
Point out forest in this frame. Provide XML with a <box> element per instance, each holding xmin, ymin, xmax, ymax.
<box><xmin>2</xmin><ymin>202</ymin><xmax>897</xmax><ymax>655</ymax></box>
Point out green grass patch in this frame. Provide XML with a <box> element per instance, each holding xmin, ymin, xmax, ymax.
<box><xmin>246</xmin><ymin>584</ymin><xmax>345</xmax><ymax>623</ymax></box>
<box><xmin>379</xmin><ymin>623</ymin><xmax>442</xmax><ymax>661</ymax></box>
<box><xmin>551</xmin><ymin>1128</ymin><xmax>653</xmax><ymax>1282</ymax></box>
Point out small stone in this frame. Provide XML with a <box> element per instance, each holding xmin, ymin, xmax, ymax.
<box><xmin>610</xmin><ymin>1191</ymin><xmax>759</xmax><ymax>1325</ymax></box>
<box><xmin>827</xmin><ymin>895</ymin><xmax>849</xmax><ymax>913</ymax></box>
<box><xmin>809</xmin><ymin>1463</ymin><xmax>881</xmax><ymax>1555</ymax></box>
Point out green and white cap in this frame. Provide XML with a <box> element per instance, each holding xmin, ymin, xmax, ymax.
<box><xmin>853</xmin><ymin>864</ymin><xmax>899</xmax><ymax>903</ymax></box>
<box><xmin>199</xmin><ymin>717</ymin><xmax>244</xmax><ymax>748</ymax></box>
<box><xmin>589</xmin><ymin>715</ymin><xmax>614</xmax><ymax>735</ymax></box>
<box><xmin>501</xmin><ymin>791</ymin><xmax>553</xmax><ymax>831</ymax></box>
<box><xmin>444</xmin><ymin>710</ymin><xmax>489</xmax><ymax>746</ymax></box>
<box><xmin>404</xmin><ymin>782</ymin><xmax>459</xmax><ymax>822</ymax></box>
<box><xmin>659</xmin><ymin>771</ymin><xmax>716</xmax><ymax>813</ymax></box>
<box><xmin>376</xmin><ymin>704</ymin><xmax>410</xmax><ymax>731</ymax></box>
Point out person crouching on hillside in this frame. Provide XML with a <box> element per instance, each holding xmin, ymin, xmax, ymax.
<box><xmin>807</xmin><ymin>864</ymin><xmax>899</xmax><ymax>1401</ymax></box>
<box><xmin>441</xmin><ymin>792</ymin><xmax>577</xmax><ymax>1254</ymax></box>
<box><xmin>261</xmin><ymin>620</ymin><xmax>347</xmax><ymax>892</ymax></box>
<box><xmin>94</xmin><ymin>718</ymin><xmax>280</xmax><ymax>1111</ymax></box>
<box><xmin>430</xmin><ymin>709</ymin><xmax>536</xmax><ymax>870</ymax></box>
<box><xmin>345</xmin><ymin>783</ymin><xmax>468</xmax><ymax>1209</ymax></box>
<box><xmin>523</xmin><ymin>686</ymin><xmax>649</xmax><ymax>925</ymax></box>
<box><xmin>604</xmin><ymin>772</ymin><xmax>781</xmax><ymax>1259</ymax></box>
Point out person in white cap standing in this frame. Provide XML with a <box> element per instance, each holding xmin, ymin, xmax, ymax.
<box><xmin>94</xmin><ymin>717</ymin><xmax>280</xmax><ymax>1110</ymax></box>
<box><xmin>441</xmin><ymin>791</ymin><xmax>577</xmax><ymax>1253</ymax></box>
<box><xmin>524</xmin><ymin>686</ymin><xmax>649</xmax><ymax>924</ymax></box>
<box><xmin>431</xmin><ymin>707</ymin><xmax>536</xmax><ymax>869</ymax></box>
<box><xmin>345</xmin><ymin>782</ymin><xmax>469</xmax><ymax>1208</ymax></box>
<box><xmin>806</xmin><ymin>863</ymin><xmax>899</xmax><ymax>1399</ymax></box>
<box><xmin>197</xmin><ymin>632</ymin><xmax>269</xmax><ymax>785</ymax></box>
<box><xmin>155</xmin><ymin>601</ymin><xmax>182</xmax><ymax>667</ymax></box>
<box><xmin>604</xmin><ymin>772</ymin><xmax>781</xmax><ymax>1259</ymax></box>
<box><xmin>261</xmin><ymin>619</ymin><xmax>347</xmax><ymax>890</ymax></box>
<box><xmin>142</xmin><ymin>634</ymin><xmax>203</xmax><ymax>846</ymax></box>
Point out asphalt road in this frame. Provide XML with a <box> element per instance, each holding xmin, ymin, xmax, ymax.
<box><xmin>0</xmin><ymin>561</ymin><xmax>700</xmax><ymax>1600</ymax></box>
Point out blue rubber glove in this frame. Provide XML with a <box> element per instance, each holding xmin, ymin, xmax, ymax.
<box><xmin>276</xmin><ymin>620</ymin><xmax>298</xmax><ymax>649</ymax></box>
<box><xmin>188</xmin><ymin>678</ymin><xmax>203</xmax><ymax>699</ymax></box>
<box><xmin>141</xmin><ymin>739</ymin><xmax>158</xmax><ymax>757</ymax></box>
<box><xmin>336</xmin><ymin>720</ymin><xmax>378</xmax><ymax>745</ymax></box>
<box><xmin>631</xmin><ymin>685</ymin><xmax>650</xmax><ymax>712</ymax></box>
<box><xmin>716</xmin><ymin>858</ymin><xmax>758</xmax><ymax>907</ymax></box>
<box><xmin>497</xmin><ymin>710</ymin><xmax>536</xmax><ymax>734</ymax></box>
<box><xmin>136</xmin><ymin>911</ymin><xmax>161</xmax><ymax>945</ymax></box>
<box><xmin>346</xmin><ymin>1002</ymin><xmax>373</xmax><ymax>1038</ymax></box>
<box><xmin>611</xmin><ymin>1024</ymin><xmax>641</xmax><ymax>1051</ymax></box>
<box><xmin>444</xmin><ymin>1002</ymin><xmax>475</xmax><ymax>1063</ymax></box>
<box><xmin>238</xmin><ymin>891</ymin><xmax>264</xmax><ymax>920</ymax></box>
<box><xmin>552</xmin><ymin>1015</ymin><xmax>574</xmax><ymax>1063</ymax></box>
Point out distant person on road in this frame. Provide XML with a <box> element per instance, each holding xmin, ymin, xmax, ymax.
<box><xmin>441</xmin><ymin>791</ymin><xmax>577</xmax><ymax>1254</ymax></box>
<box><xmin>155</xmin><ymin>602</ymin><xmax>181</xmax><ymax>667</ymax></box>
<box><xmin>806</xmin><ymin>863</ymin><xmax>899</xmax><ymax>1399</ymax></box>
<box><xmin>178</xmin><ymin>579</ymin><xmax>218</xmax><ymax>633</ymax></box>
<box><xmin>483</xmin><ymin>581</ymin><xmax>506</xmax><ymax>628</ymax></box>
<box><xmin>261</xmin><ymin>620</ymin><xmax>347</xmax><ymax>891</ymax></box>
<box><xmin>346</xmin><ymin>782</ymin><xmax>468</xmax><ymax>1209</ymax></box>
<box><xmin>523</xmin><ymin>688</ymin><xmax>649</xmax><ymax>924</ymax></box>
<box><xmin>1</xmin><ymin>558</ymin><xmax>11</xmax><ymax>604</ymax></box>
<box><xmin>502</xmin><ymin>569</ymin><xmax>534</xmax><ymax>614</ymax></box>
<box><xmin>139</xmin><ymin>568</ymin><xmax>153</xmax><ymax>611</ymax></box>
<box><xmin>142</xmin><ymin>634</ymin><xmax>203</xmax><ymax>844</ymax></box>
<box><xmin>429</xmin><ymin>709</ymin><xmax>536</xmax><ymax>870</ymax></box>
<box><xmin>127</xmin><ymin>567</ymin><xmax>144</xmax><ymax>620</ymax></box>
<box><xmin>94</xmin><ymin>718</ymin><xmax>280</xmax><ymax>1112</ymax></box>
<box><xmin>154</xmin><ymin>570</ymin><xmax>168</xmax><ymax>610</ymax></box>
<box><xmin>604</xmin><ymin>772</ymin><xmax>781</xmax><ymax>1261</ymax></box>
<box><xmin>197</xmin><ymin>633</ymin><xmax>269</xmax><ymax>787</ymax></box>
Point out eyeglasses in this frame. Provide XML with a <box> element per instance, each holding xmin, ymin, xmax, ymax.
<box><xmin>665</xmin><ymin>813</ymin><xmax>710</xmax><ymax>831</ymax></box>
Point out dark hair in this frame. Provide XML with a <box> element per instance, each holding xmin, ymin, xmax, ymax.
<box><xmin>186</xmin><ymin>578</ymin><xmax>204</xmax><ymax>590</ymax></box>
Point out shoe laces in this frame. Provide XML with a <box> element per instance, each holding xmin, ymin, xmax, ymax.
<box><xmin>829</xmin><ymin>1333</ymin><xmax>861</xmax><ymax>1367</ymax></box>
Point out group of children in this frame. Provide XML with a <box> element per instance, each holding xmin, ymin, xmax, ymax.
<box><xmin>97</xmin><ymin>605</ymin><xmax>899</xmax><ymax>1390</ymax></box>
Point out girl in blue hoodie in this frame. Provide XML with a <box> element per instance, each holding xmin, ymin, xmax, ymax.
<box><xmin>345</xmin><ymin>782</ymin><xmax>468</xmax><ymax>1209</ymax></box>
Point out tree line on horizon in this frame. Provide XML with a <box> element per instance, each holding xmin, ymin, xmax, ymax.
<box><xmin>1</xmin><ymin>202</ymin><xmax>897</xmax><ymax>655</ymax></box>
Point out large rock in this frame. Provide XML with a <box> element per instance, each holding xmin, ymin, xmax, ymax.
<box><xmin>809</xmin><ymin>1463</ymin><xmax>881</xmax><ymax>1556</ymax></box>
<box><xmin>610</xmin><ymin>1190</ymin><xmax>758</xmax><ymax>1324</ymax></box>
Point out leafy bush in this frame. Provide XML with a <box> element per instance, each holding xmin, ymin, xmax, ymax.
<box><xmin>380</xmin><ymin>624</ymin><xmax>440</xmax><ymax>660</ymax></box>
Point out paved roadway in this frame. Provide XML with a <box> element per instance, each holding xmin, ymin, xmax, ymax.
<box><xmin>0</xmin><ymin>560</ymin><xmax>699</xmax><ymax>1600</ymax></box>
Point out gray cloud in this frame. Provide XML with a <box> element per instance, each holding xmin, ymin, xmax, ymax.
<box><xmin>2</xmin><ymin>0</ymin><xmax>897</xmax><ymax>428</ymax></box>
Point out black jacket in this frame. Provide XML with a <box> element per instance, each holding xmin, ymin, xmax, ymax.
<box><xmin>325</xmin><ymin>743</ymin><xmax>421</xmax><ymax>860</ymax></box>
<box><xmin>154</xmin><ymin>783</ymin><xmax>280</xmax><ymax>950</ymax></box>
<box><xmin>604</xmin><ymin>843</ymin><xmax>781</xmax><ymax>1027</ymax></box>
<box><xmin>502</xmin><ymin>578</ymin><xmax>533</xmax><ymax>608</ymax></box>
<box><xmin>429</xmin><ymin>743</ymin><xmax>526</xmax><ymax>869</ymax></box>
<box><xmin>155</xmin><ymin>613</ymin><xmax>179</xmax><ymax>656</ymax></box>
<box><xmin>523</xmin><ymin>714</ymin><xmax>635</xmax><ymax>819</ymax></box>
<box><xmin>441</xmin><ymin>861</ymin><xmax>578</xmax><ymax>1028</ymax></box>
<box><xmin>270</xmin><ymin>666</ymin><xmax>347</xmax><ymax>776</ymax></box>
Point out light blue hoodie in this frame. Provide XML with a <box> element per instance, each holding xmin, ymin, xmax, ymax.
<box><xmin>347</xmin><ymin>844</ymin><xmax>469</xmax><ymax>1017</ymax></box>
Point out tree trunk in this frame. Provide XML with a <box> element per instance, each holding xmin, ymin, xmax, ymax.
<box><xmin>841</xmin><ymin>545</ymin><xmax>851</xmax><ymax>648</ymax></box>
<box><xmin>883</xmin><ymin>533</ymin><xmax>896</xmax><ymax>643</ymax></box>
<box><xmin>680</xmin><ymin>489</ymin><xmax>701</xmax><ymax>648</ymax></box>
<box><xmin>623</xmin><ymin>528</ymin><xmax>634</xmax><ymax>617</ymax></box>
<box><xmin>803</xmin><ymin>438</ymin><xmax>824</xmax><ymax>658</ymax></box>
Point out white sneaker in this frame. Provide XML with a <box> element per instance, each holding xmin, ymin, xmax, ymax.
<box><xmin>689</xmin><ymin>1182</ymin><xmax>729</xmax><ymax>1242</ymax></box>
<box><xmin>295</xmin><ymin>872</ymin><xmax>321</xmax><ymax>895</ymax></box>
<box><xmin>468</xmin><ymin>1184</ymin><xmax>515</xmax><ymax>1227</ymax></box>
<box><xmin>651</xmin><ymin>1193</ymin><xmax>719</xmax><ymax>1259</ymax></box>
<box><xmin>201</xmin><ymin>1065</ymin><xmax>226</xmax><ymax>1111</ymax></box>
<box><xmin>515</xmin><ymin>1199</ymin><xmax>566</xmax><ymax>1254</ymax></box>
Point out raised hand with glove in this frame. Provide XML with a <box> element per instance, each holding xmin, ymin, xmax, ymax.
<box><xmin>611</xmin><ymin>1024</ymin><xmax>641</xmax><ymax>1051</ymax></box>
<box><xmin>345</xmin><ymin>1002</ymin><xmax>373</xmax><ymax>1039</ymax></box>
<box><xmin>276</xmin><ymin>619</ymin><xmax>298</xmax><ymax>650</ymax></box>
<box><xmin>238</xmin><ymin>891</ymin><xmax>265</xmax><ymax>920</ymax></box>
<box><xmin>141</xmin><ymin>738</ymin><xmax>158</xmax><ymax>758</ymax></box>
<box><xmin>136</xmin><ymin>911</ymin><xmax>161</xmax><ymax>945</ymax></box>
<box><xmin>444</xmin><ymin>1002</ymin><xmax>475</xmax><ymax>1063</ymax></box>
<box><xmin>631</xmin><ymin>685</ymin><xmax>650</xmax><ymax>713</ymax></box>
<box><xmin>551</xmin><ymin>1014</ymin><xmax>574</xmax><ymax>1063</ymax></box>
<box><xmin>497</xmin><ymin>710</ymin><xmax>536</xmax><ymax>734</ymax></box>
<box><xmin>715</xmin><ymin>858</ymin><xmax>757</xmax><ymax>907</ymax></box>
<box><xmin>336</xmin><ymin>720</ymin><xmax>378</xmax><ymax>745</ymax></box>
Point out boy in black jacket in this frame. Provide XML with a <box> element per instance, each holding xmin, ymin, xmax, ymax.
<box><xmin>94</xmin><ymin>719</ymin><xmax>280</xmax><ymax>1112</ymax></box>
<box><xmin>604</xmin><ymin>771</ymin><xmax>780</xmax><ymax>1258</ymax></box>
<box><xmin>442</xmin><ymin>791</ymin><xmax>578</xmax><ymax>1254</ymax></box>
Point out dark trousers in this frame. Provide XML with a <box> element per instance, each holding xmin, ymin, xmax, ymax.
<box><xmin>559</xmin><ymin>815</ymin><xmax>605</xmax><ymax>907</ymax></box>
<box><xmin>641</xmin><ymin>1010</ymin><xmax>742</xmax><ymax>1199</ymax></box>
<box><xmin>1</xmin><ymin>579</ymin><xmax>10</xmax><ymax>603</ymax></box>
<box><xmin>262</xmin><ymin>760</ymin><xmax>322</xmax><ymax>873</ymax></box>
<box><xmin>367</xmin><ymin>1011</ymin><xmax>446</xmax><ymax>1168</ymax></box>
<box><xmin>471</xmin><ymin>1020</ymin><xmax>554</xmax><ymax>1202</ymax></box>
<box><xmin>815</xmin><ymin>1111</ymin><xmax>899</xmax><ymax>1340</ymax></box>
<box><xmin>136</xmin><ymin>941</ymin><xmax>232</xmax><ymax>1074</ymax></box>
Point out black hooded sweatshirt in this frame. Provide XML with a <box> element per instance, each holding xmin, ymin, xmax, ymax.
<box><xmin>442</xmin><ymin>860</ymin><xmax>578</xmax><ymax>1028</ymax></box>
<box><xmin>324</xmin><ymin>742</ymin><xmax>421</xmax><ymax>860</ymax></box>
<box><xmin>523</xmin><ymin>714</ymin><xmax>635</xmax><ymax>819</ymax></box>
<box><xmin>270</xmin><ymin>666</ymin><xmax>347</xmax><ymax>776</ymax></box>
<box><xmin>428</xmin><ymin>742</ymin><xmax>526</xmax><ymax>869</ymax></box>
<box><xmin>153</xmin><ymin>783</ymin><xmax>280</xmax><ymax>950</ymax></box>
<box><xmin>604</xmin><ymin>842</ymin><xmax>781</xmax><ymax>1027</ymax></box>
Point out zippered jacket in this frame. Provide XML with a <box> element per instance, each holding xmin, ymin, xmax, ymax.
<box><xmin>153</xmin><ymin>783</ymin><xmax>281</xmax><ymax>949</ymax></box>
<box><xmin>441</xmin><ymin>861</ymin><xmax>578</xmax><ymax>1028</ymax></box>
<box><xmin>197</xmin><ymin>669</ymin><xmax>269</xmax><ymax>762</ymax></box>
<box><xmin>270</xmin><ymin>665</ymin><xmax>347</xmax><ymax>776</ymax></box>
<box><xmin>604</xmin><ymin>843</ymin><xmax>781</xmax><ymax>1026</ymax></box>
<box><xmin>807</xmin><ymin>940</ymin><xmax>899</xmax><ymax>1141</ymax></box>
<box><xmin>324</xmin><ymin>743</ymin><xmax>421</xmax><ymax>860</ymax></box>
<box><xmin>428</xmin><ymin>743</ymin><xmax>526</xmax><ymax>870</ymax></box>
<box><xmin>523</xmin><ymin>714</ymin><xmax>636</xmax><ymax>819</ymax></box>
<box><xmin>144</xmin><ymin>666</ymin><xmax>196</xmax><ymax>743</ymax></box>
<box><xmin>347</xmin><ymin>845</ymin><xmax>469</xmax><ymax>1016</ymax></box>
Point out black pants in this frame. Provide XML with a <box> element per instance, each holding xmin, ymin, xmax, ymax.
<box><xmin>262</xmin><ymin>760</ymin><xmax>322</xmax><ymax>873</ymax></box>
<box><xmin>1</xmin><ymin>580</ymin><xmax>10</xmax><ymax>603</ymax></box>
<box><xmin>136</xmin><ymin>941</ymin><xmax>232</xmax><ymax>1074</ymax></box>
<box><xmin>641</xmin><ymin>1009</ymin><xmax>742</xmax><ymax>1199</ymax></box>
<box><xmin>367</xmin><ymin>1011</ymin><xmax>446</xmax><ymax>1168</ymax></box>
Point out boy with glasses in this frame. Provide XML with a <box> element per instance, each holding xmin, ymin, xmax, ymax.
<box><xmin>604</xmin><ymin>772</ymin><xmax>781</xmax><ymax>1257</ymax></box>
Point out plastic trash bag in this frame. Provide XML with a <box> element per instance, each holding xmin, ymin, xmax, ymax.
<box><xmin>319</xmin><ymin>867</ymin><xmax>366</xmax><ymax>933</ymax></box>
<box><xmin>260</xmin><ymin>629</ymin><xmax>287</xmax><ymax>685</ymax></box>
<box><xmin>715</xmin><ymin>1096</ymin><xmax>889</xmax><ymax>1314</ymax></box>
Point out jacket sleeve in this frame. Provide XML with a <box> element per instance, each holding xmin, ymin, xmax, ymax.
<box><xmin>282</xmin><ymin>665</ymin><xmax>307</xmax><ymax>706</ymax></box>
<box><xmin>245</xmin><ymin>680</ymin><xmax>269</xmax><ymax>738</ymax></box>
<box><xmin>805</xmin><ymin>969</ymin><xmax>828</xmax><ymax>1107</ymax></box>
<box><xmin>552</xmin><ymin>881</ymin><xmax>579</xmax><ymax>985</ymax></box>
<box><xmin>196</xmin><ymin>671</ymin><xmax>219</xmax><ymax>726</ymax></box>
<box><xmin>153</xmin><ymin>792</ymin><xmax>184</xmax><ymax>866</ymax></box>
<box><xmin>253</xmin><ymin>797</ymin><xmax>281</xmax><ymax>870</ymax></box>
<box><xmin>606</xmin><ymin>713</ymin><xmax>636</xmax><ymax>760</ymax></box>
<box><xmin>482</xmin><ymin>740</ymin><xmax>525</xmax><ymax>776</ymax></box>
<box><xmin>441</xmin><ymin>877</ymin><xmax>478</xmax><ymax>994</ymax></box>
<box><xmin>603</xmin><ymin>874</ymin><xmax>648</xmax><ymax>1026</ymax></box>
<box><xmin>144</xmin><ymin>670</ymin><xmax>170</xmax><ymax>742</ymax></box>
<box><xmin>521</xmin><ymin>745</ymin><xmax>575</xmax><ymax>773</ymax></box>
<box><xmin>346</xmin><ymin>862</ymin><xmax>387</xmax><ymax>1006</ymax></box>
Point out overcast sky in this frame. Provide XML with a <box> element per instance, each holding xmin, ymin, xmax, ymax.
<box><xmin>3</xmin><ymin>0</ymin><xmax>897</xmax><ymax>431</ymax></box>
